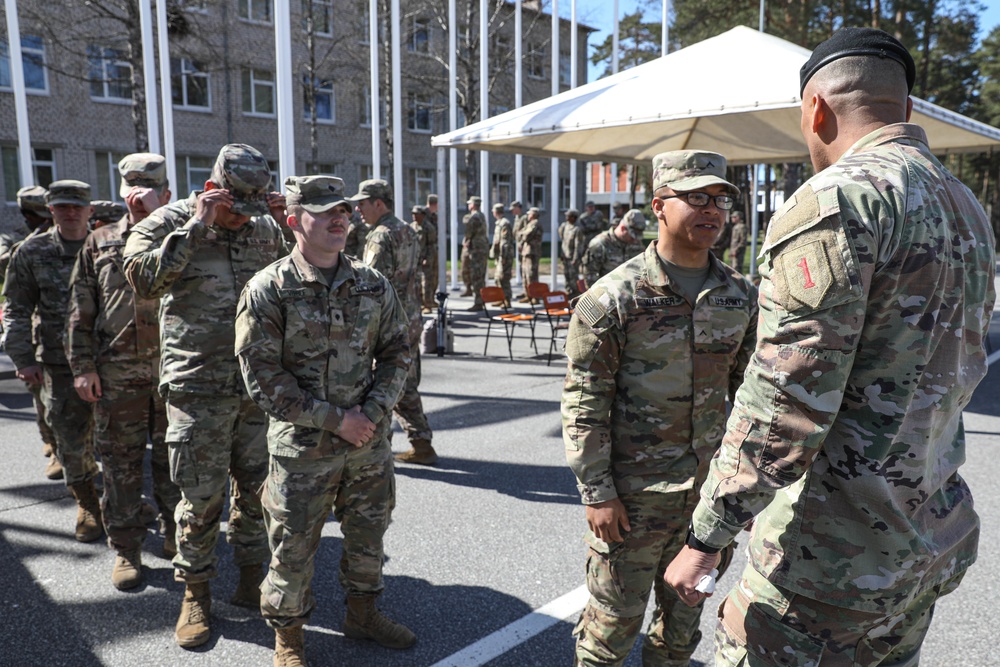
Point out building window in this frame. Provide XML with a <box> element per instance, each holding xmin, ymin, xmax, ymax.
<box><xmin>307</xmin><ymin>162</ymin><xmax>337</xmax><ymax>175</ymax></box>
<box><xmin>176</xmin><ymin>155</ymin><xmax>213</xmax><ymax>196</ymax></box>
<box><xmin>0</xmin><ymin>35</ymin><xmax>48</xmax><ymax>93</ymax></box>
<box><xmin>302</xmin><ymin>0</ymin><xmax>332</xmax><ymax>36</ymax></box>
<box><xmin>526</xmin><ymin>43</ymin><xmax>545</xmax><ymax>79</ymax></box>
<box><xmin>242</xmin><ymin>68</ymin><xmax>275</xmax><ymax>116</ymax></box>
<box><xmin>177</xmin><ymin>0</ymin><xmax>209</xmax><ymax>12</ymax></box>
<box><xmin>528</xmin><ymin>175</ymin><xmax>546</xmax><ymax>210</ymax></box>
<box><xmin>2</xmin><ymin>146</ymin><xmax>56</xmax><ymax>203</ymax></box>
<box><xmin>489</xmin><ymin>103</ymin><xmax>510</xmax><ymax>117</ymax></box>
<box><xmin>492</xmin><ymin>173</ymin><xmax>512</xmax><ymax>206</ymax></box>
<box><xmin>409</xmin><ymin>168</ymin><xmax>434</xmax><ymax>209</ymax></box>
<box><xmin>303</xmin><ymin>75</ymin><xmax>335</xmax><ymax>123</ymax></box>
<box><xmin>359</xmin><ymin>164</ymin><xmax>374</xmax><ymax>184</ymax></box>
<box><xmin>238</xmin><ymin>0</ymin><xmax>272</xmax><ymax>23</ymax></box>
<box><xmin>360</xmin><ymin>86</ymin><xmax>385</xmax><ymax>128</ymax></box>
<box><xmin>560</xmin><ymin>177</ymin><xmax>570</xmax><ymax>210</ymax></box>
<box><xmin>408</xmin><ymin>17</ymin><xmax>430</xmax><ymax>53</ymax></box>
<box><xmin>94</xmin><ymin>151</ymin><xmax>129</xmax><ymax>202</ymax></box>
<box><xmin>88</xmin><ymin>45</ymin><xmax>132</xmax><ymax>101</ymax></box>
<box><xmin>559</xmin><ymin>51</ymin><xmax>571</xmax><ymax>87</ymax></box>
<box><xmin>491</xmin><ymin>35</ymin><xmax>512</xmax><ymax>75</ymax></box>
<box><xmin>171</xmin><ymin>58</ymin><xmax>210</xmax><ymax>110</ymax></box>
<box><xmin>407</xmin><ymin>93</ymin><xmax>432</xmax><ymax>132</ymax></box>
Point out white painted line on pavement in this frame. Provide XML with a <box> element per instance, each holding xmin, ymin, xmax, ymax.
<box><xmin>429</xmin><ymin>584</ymin><xmax>589</xmax><ymax>667</ymax></box>
<box><xmin>987</xmin><ymin>348</ymin><xmax>1000</xmax><ymax>366</ymax></box>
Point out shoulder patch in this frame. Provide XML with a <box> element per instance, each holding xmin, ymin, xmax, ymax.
<box><xmin>770</xmin><ymin>218</ymin><xmax>859</xmax><ymax>312</ymax></box>
<box><xmin>575</xmin><ymin>291</ymin><xmax>609</xmax><ymax>328</ymax></box>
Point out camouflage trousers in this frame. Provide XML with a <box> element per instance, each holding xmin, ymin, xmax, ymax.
<box><xmin>520</xmin><ymin>254</ymin><xmax>540</xmax><ymax>290</ymax></box>
<box><xmin>562</xmin><ymin>259</ymin><xmax>580</xmax><ymax>298</ymax></box>
<box><xmin>393</xmin><ymin>345</ymin><xmax>432</xmax><ymax>444</ymax></box>
<box><xmin>729</xmin><ymin>246</ymin><xmax>745</xmax><ymax>274</ymax></box>
<box><xmin>165</xmin><ymin>390</ymin><xmax>270</xmax><ymax>582</ymax></box>
<box><xmin>715</xmin><ymin>565</ymin><xmax>964</xmax><ymax>667</ymax></box>
<box><xmin>494</xmin><ymin>257</ymin><xmax>514</xmax><ymax>303</ymax></box>
<box><xmin>41</xmin><ymin>364</ymin><xmax>97</xmax><ymax>486</ymax></box>
<box><xmin>28</xmin><ymin>382</ymin><xmax>55</xmax><ymax>448</ymax></box>
<box><xmin>461</xmin><ymin>247</ymin><xmax>487</xmax><ymax>305</ymax></box>
<box><xmin>260</xmin><ymin>441</ymin><xmax>395</xmax><ymax>628</ymax></box>
<box><xmin>421</xmin><ymin>261</ymin><xmax>439</xmax><ymax>309</ymax></box>
<box><xmin>575</xmin><ymin>490</ymin><xmax>733</xmax><ymax>667</ymax></box>
<box><xmin>94</xmin><ymin>380</ymin><xmax>180</xmax><ymax>551</ymax></box>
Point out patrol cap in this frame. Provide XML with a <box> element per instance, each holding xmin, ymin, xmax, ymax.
<box><xmin>118</xmin><ymin>152</ymin><xmax>167</xmax><ymax>198</ymax></box>
<box><xmin>16</xmin><ymin>185</ymin><xmax>52</xmax><ymax>218</ymax></box>
<box><xmin>800</xmin><ymin>27</ymin><xmax>915</xmax><ymax>96</ymax></box>
<box><xmin>509</xmin><ymin>200</ymin><xmax>523</xmax><ymax>209</ymax></box>
<box><xmin>622</xmin><ymin>209</ymin><xmax>647</xmax><ymax>232</ymax></box>
<box><xmin>565</xmin><ymin>208</ymin><xmax>579</xmax><ymax>219</ymax></box>
<box><xmin>90</xmin><ymin>200</ymin><xmax>126</xmax><ymax>223</ymax></box>
<box><xmin>284</xmin><ymin>175</ymin><xmax>350</xmax><ymax>213</ymax></box>
<box><xmin>467</xmin><ymin>195</ymin><xmax>482</xmax><ymax>206</ymax></box>
<box><xmin>492</xmin><ymin>202</ymin><xmax>504</xmax><ymax>211</ymax></box>
<box><xmin>411</xmin><ymin>204</ymin><xmax>426</xmax><ymax>214</ymax></box>
<box><xmin>210</xmin><ymin>143</ymin><xmax>272</xmax><ymax>216</ymax></box>
<box><xmin>348</xmin><ymin>178</ymin><xmax>393</xmax><ymax>203</ymax></box>
<box><xmin>584</xmin><ymin>200</ymin><xmax>595</xmax><ymax>207</ymax></box>
<box><xmin>651</xmin><ymin>150</ymin><xmax>739</xmax><ymax>196</ymax></box>
<box><xmin>426</xmin><ymin>193</ymin><xmax>438</xmax><ymax>204</ymax></box>
<box><xmin>528</xmin><ymin>206</ymin><xmax>541</xmax><ymax>215</ymax></box>
<box><xmin>46</xmin><ymin>180</ymin><xmax>92</xmax><ymax>206</ymax></box>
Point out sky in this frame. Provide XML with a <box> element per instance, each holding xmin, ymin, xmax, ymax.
<box><xmin>569</xmin><ymin>0</ymin><xmax>1000</xmax><ymax>82</ymax></box>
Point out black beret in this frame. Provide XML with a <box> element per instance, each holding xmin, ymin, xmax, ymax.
<box><xmin>800</xmin><ymin>27</ymin><xmax>915</xmax><ymax>96</ymax></box>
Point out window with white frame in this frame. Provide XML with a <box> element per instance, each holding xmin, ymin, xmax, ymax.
<box><xmin>2</xmin><ymin>146</ymin><xmax>56</xmax><ymax>203</ymax></box>
<box><xmin>359</xmin><ymin>164</ymin><xmax>374</xmax><ymax>184</ymax></box>
<box><xmin>94</xmin><ymin>151</ymin><xmax>129</xmax><ymax>202</ymax></box>
<box><xmin>408</xmin><ymin>17</ymin><xmax>430</xmax><ymax>53</ymax></box>
<box><xmin>171</xmin><ymin>58</ymin><xmax>210</xmax><ymax>110</ymax></box>
<box><xmin>303</xmin><ymin>75</ymin><xmax>335</xmax><ymax>122</ymax></box>
<box><xmin>528</xmin><ymin>175</ymin><xmax>546</xmax><ymax>210</ymax></box>
<box><xmin>88</xmin><ymin>45</ymin><xmax>132</xmax><ymax>101</ymax></box>
<box><xmin>491</xmin><ymin>35</ymin><xmax>512</xmax><ymax>75</ymax></box>
<box><xmin>559</xmin><ymin>51</ymin><xmax>571</xmax><ymax>87</ymax></box>
<box><xmin>560</xmin><ymin>177</ymin><xmax>571</xmax><ymax>211</ymax></box>
<box><xmin>307</xmin><ymin>162</ymin><xmax>337</xmax><ymax>175</ymax></box>
<box><xmin>407</xmin><ymin>93</ymin><xmax>432</xmax><ymax>132</ymax></box>
<box><xmin>409</xmin><ymin>168</ymin><xmax>434</xmax><ymax>208</ymax></box>
<box><xmin>526</xmin><ymin>43</ymin><xmax>545</xmax><ymax>79</ymax></box>
<box><xmin>242</xmin><ymin>68</ymin><xmax>275</xmax><ymax>116</ymax></box>
<box><xmin>176</xmin><ymin>155</ymin><xmax>213</xmax><ymax>195</ymax></box>
<box><xmin>177</xmin><ymin>0</ymin><xmax>209</xmax><ymax>11</ymax></box>
<box><xmin>360</xmin><ymin>86</ymin><xmax>385</xmax><ymax>128</ymax></box>
<box><xmin>302</xmin><ymin>0</ymin><xmax>332</xmax><ymax>36</ymax></box>
<box><xmin>491</xmin><ymin>173</ymin><xmax>512</xmax><ymax>206</ymax></box>
<box><xmin>238</xmin><ymin>0</ymin><xmax>272</xmax><ymax>23</ymax></box>
<box><xmin>0</xmin><ymin>35</ymin><xmax>48</xmax><ymax>93</ymax></box>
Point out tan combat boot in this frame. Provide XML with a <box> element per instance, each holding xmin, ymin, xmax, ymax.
<box><xmin>394</xmin><ymin>439</ymin><xmax>438</xmax><ymax>466</ymax></box>
<box><xmin>175</xmin><ymin>581</ymin><xmax>211</xmax><ymax>648</ymax></box>
<box><xmin>44</xmin><ymin>454</ymin><xmax>64</xmax><ymax>481</ymax></box>
<box><xmin>69</xmin><ymin>480</ymin><xmax>103</xmax><ymax>542</ymax></box>
<box><xmin>230</xmin><ymin>563</ymin><xmax>264</xmax><ymax>608</ymax></box>
<box><xmin>460</xmin><ymin>287</ymin><xmax>473</xmax><ymax>297</ymax></box>
<box><xmin>42</xmin><ymin>441</ymin><xmax>53</xmax><ymax>457</ymax></box>
<box><xmin>273</xmin><ymin>626</ymin><xmax>307</xmax><ymax>667</ymax></box>
<box><xmin>344</xmin><ymin>594</ymin><xmax>416</xmax><ymax>649</ymax></box>
<box><xmin>111</xmin><ymin>548</ymin><xmax>142</xmax><ymax>590</ymax></box>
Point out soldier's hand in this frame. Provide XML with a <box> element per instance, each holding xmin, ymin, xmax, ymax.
<box><xmin>266</xmin><ymin>191</ymin><xmax>287</xmax><ymax>226</ymax></box>
<box><xmin>73</xmin><ymin>372</ymin><xmax>103</xmax><ymax>403</ymax></box>
<box><xmin>16</xmin><ymin>364</ymin><xmax>42</xmax><ymax>387</ymax></box>
<box><xmin>194</xmin><ymin>188</ymin><xmax>234</xmax><ymax>227</ymax></box>
<box><xmin>665</xmin><ymin>545</ymin><xmax>722</xmax><ymax>607</ymax></box>
<box><xmin>125</xmin><ymin>186</ymin><xmax>161</xmax><ymax>224</ymax></box>
<box><xmin>585</xmin><ymin>498</ymin><xmax>631</xmax><ymax>543</ymax></box>
<box><xmin>338</xmin><ymin>405</ymin><xmax>376</xmax><ymax>447</ymax></box>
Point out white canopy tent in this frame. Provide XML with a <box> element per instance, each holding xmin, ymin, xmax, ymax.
<box><xmin>431</xmin><ymin>26</ymin><xmax>1000</xmax><ymax>165</ymax></box>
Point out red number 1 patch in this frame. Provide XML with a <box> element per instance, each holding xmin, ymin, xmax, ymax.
<box><xmin>796</xmin><ymin>256</ymin><xmax>816</xmax><ymax>289</ymax></box>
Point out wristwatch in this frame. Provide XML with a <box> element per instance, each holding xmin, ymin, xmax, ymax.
<box><xmin>685</xmin><ymin>527</ymin><xmax>721</xmax><ymax>554</ymax></box>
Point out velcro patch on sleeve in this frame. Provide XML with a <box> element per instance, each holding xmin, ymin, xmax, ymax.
<box><xmin>575</xmin><ymin>291</ymin><xmax>608</xmax><ymax>328</ymax></box>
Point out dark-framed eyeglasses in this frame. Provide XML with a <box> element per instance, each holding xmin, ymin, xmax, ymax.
<box><xmin>657</xmin><ymin>192</ymin><xmax>735</xmax><ymax>211</ymax></box>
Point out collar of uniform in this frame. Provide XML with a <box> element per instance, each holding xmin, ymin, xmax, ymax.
<box><xmin>644</xmin><ymin>241</ymin><xmax>730</xmax><ymax>294</ymax></box>
<box><xmin>374</xmin><ymin>211</ymin><xmax>397</xmax><ymax>229</ymax></box>
<box><xmin>116</xmin><ymin>215</ymin><xmax>131</xmax><ymax>235</ymax></box>
<box><xmin>290</xmin><ymin>245</ymin><xmax>354</xmax><ymax>290</ymax></box>
<box><xmin>840</xmin><ymin>122</ymin><xmax>928</xmax><ymax>163</ymax></box>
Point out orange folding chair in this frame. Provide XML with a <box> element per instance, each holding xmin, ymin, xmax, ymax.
<box><xmin>480</xmin><ymin>286</ymin><xmax>538</xmax><ymax>360</ymax></box>
<box><xmin>540</xmin><ymin>291</ymin><xmax>573</xmax><ymax>365</ymax></box>
<box><xmin>525</xmin><ymin>281</ymin><xmax>551</xmax><ymax>312</ymax></box>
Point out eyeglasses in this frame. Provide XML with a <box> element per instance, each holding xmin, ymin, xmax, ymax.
<box><xmin>657</xmin><ymin>192</ymin><xmax>735</xmax><ymax>211</ymax></box>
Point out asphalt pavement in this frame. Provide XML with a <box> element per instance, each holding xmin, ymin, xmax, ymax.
<box><xmin>0</xmin><ymin>283</ymin><xmax>998</xmax><ymax>667</ymax></box>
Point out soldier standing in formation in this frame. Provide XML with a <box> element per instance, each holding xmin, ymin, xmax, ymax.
<box><xmin>343</xmin><ymin>210</ymin><xmax>369</xmax><ymax>258</ymax></box>
<box><xmin>580</xmin><ymin>209</ymin><xmax>647</xmax><ymax>289</ymax></box>
<box><xmin>509</xmin><ymin>200</ymin><xmax>530</xmax><ymax>299</ymax></box>
<box><xmin>89</xmin><ymin>201</ymin><xmax>127</xmax><ymax>229</ymax></box>
<box><xmin>558</xmin><ymin>208</ymin><xmax>584</xmax><ymax>298</ymax></box>
<box><xmin>563</xmin><ymin>150</ymin><xmax>757</xmax><ymax>667</ymax></box>
<box><xmin>352</xmin><ymin>180</ymin><xmax>438</xmax><ymax>466</ymax></box>
<box><xmin>66</xmin><ymin>153</ymin><xmax>182</xmax><ymax>590</ymax></box>
<box><xmin>727</xmin><ymin>210</ymin><xmax>748</xmax><ymax>273</ymax></box>
<box><xmin>666</xmin><ymin>28</ymin><xmax>995</xmax><ymax>666</ymax></box>
<box><xmin>576</xmin><ymin>201</ymin><xmax>605</xmax><ymax>249</ymax></box>
<box><xmin>3</xmin><ymin>181</ymin><xmax>101</xmax><ymax>541</ymax></box>
<box><xmin>411</xmin><ymin>204</ymin><xmax>439</xmax><ymax>314</ymax></box>
<box><xmin>609</xmin><ymin>202</ymin><xmax>627</xmax><ymax>229</ymax></box>
<box><xmin>460</xmin><ymin>196</ymin><xmax>488</xmax><ymax>311</ymax></box>
<box><xmin>489</xmin><ymin>202</ymin><xmax>515</xmax><ymax>306</ymax></box>
<box><xmin>123</xmin><ymin>144</ymin><xmax>287</xmax><ymax>648</ymax></box>
<box><xmin>236</xmin><ymin>175</ymin><xmax>415</xmax><ymax>666</ymax></box>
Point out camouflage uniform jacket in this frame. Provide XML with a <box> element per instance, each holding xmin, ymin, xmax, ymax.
<box><xmin>558</xmin><ymin>222</ymin><xmax>584</xmax><ymax>266</ymax></box>
<box><xmin>581</xmin><ymin>229</ymin><xmax>645</xmax><ymax>287</ymax></box>
<box><xmin>363</xmin><ymin>212</ymin><xmax>421</xmax><ymax>341</ymax></box>
<box><xmin>511</xmin><ymin>213</ymin><xmax>528</xmax><ymax>244</ymax></box>
<box><xmin>518</xmin><ymin>217</ymin><xmax>543</xmax><ymax>258</ymax></box>
<box><xmin>122</xmin><ymin>192</ymin><xmax>288</xmax><ymax>395</ymax></box>
<box><xmin>490</xmin><ymin>216</ymin><xmax>515</xmax><ymax>263</ymax></box>
<box><xmin>236</xmin><ymin>248</ymin><xmax>410</xmax><ymax>459</ymax></box>
<box><xmin>577</xmin><ymin>210</ymin><xmax>605</xmax><ymax>248</ymax></box>
<box><xmin>0</xmin><ymin>221</ymin><xmax>52</xmax><ymax>285</ymax></box>
<box><xmin>2</xmin><ymin>227</ymin><xmax>88</xmax><ymax>369</ymax></box>
<box><xmin>344</xmin><ymin>216</ymin><xmax>369</xmax><ymax>258</ymax></box>
<box><xmin>690</xmin><ymin>124</ymin><xmax>996</xmax><ymax>612</ymax></box>
<box><xmin>411</xmin><ymin>218</ymin><xmax>438</xmax><ymax>267</ymax></box>
<box><xmin>562</xmin><ymin>242</ymin><xmax>758</xmax><ymax>503</ymax></box>
<box><xmin>728</xmin><ymin>221</ymin><xmax>747</xmax><ymax>254</ymax></box>
<box><xmin>462</xmin><ymin>211</ymin><xmax>489</xmax><ymax>252</ymax></box>
<box><xmin>66</xmin><ymin>216</ymin><xmax>159</xmax><ymax>385</ymax></box>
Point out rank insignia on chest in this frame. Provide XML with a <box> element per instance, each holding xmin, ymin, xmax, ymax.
<box><xmin>709</xmin><ymin>296</ymin><xmax>745</xmax><ymax>308</ymax></box>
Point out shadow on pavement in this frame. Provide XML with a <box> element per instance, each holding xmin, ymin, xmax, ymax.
<box><xmin>393</xmin><ymin>457</ymin><xmax>578</xmax><ymax>506</ymax></box>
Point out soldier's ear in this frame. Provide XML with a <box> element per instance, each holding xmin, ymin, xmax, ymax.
<box><xmin>286</xmin><ymin>214</ymin><xmax>300</xmax><ymax>230</ymax></box>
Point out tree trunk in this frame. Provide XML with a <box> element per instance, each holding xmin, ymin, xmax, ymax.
<box><xmin>126</xmin><ymin>2</ymin><xmax>148</xmax><ymax>152</ymax></box>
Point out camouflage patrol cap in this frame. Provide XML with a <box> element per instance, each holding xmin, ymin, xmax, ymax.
<box><xmin>210</xmin><ymin>143</ymin><xmax>272</xmax><ymax>216</ymax></box>
<box><xmin>90</xmin><ymin>200</ymin><xmax>127</xmax><ymax>223</ymax></box>
<box><xmin>584</xmin><ymin>200</ymin><xmax>595</xmax><ymax>207</ymax></box>
<box><xmin>528</xmin><ymin>206</ymin><xmax>540</xmax><ymax>215</ymax></box>
<box><xmin>492</xmin><ymin>202</ymin><xmax>505</xmax><ymax>211</ymax></box>
<box><xmin>411</xmin><ymin>204</ymin><xmax>426</xmax><ymax>214</ymax></box>
<box><xmin>284</xmin><ymin>175</ymin><xmax>350</xmax><ymax>213</ymax></box>
<box><xmin>651</xmin><ymin>150</ymin><xmax>739</xmax><ymax>196</ymax></box>
<box><xmin>565</xmin><ymin>208</ymin><xmax>579</xmax><ymax>219</ymax></box>
<box><xmin>509</xmin><ymin>200</ymin><xmax>523</xmax><ymax>209</ymax></box>
<box><xmin>467</xmin><ymin>196</ymin><xmax>482</xmax><ymax>206</ymax></box>
<box><xmin>348</xmin><ymin>179</ymin><xmax>393</xmax><ymax>203</ymax></box>
<box><xmin>118</xmin><ymin>153</ymin><xmax>167</xmax><ymax>197</ymax></box>
<box><xmin>622</xmin><ymin>209</ymin><xmax>647</xmax><ymax>231</ymax></box>
<box><xmin>426</xmin><ymin>193</ymin><xmax>438</xmax><ymax>204</ymax></box>
<box><xmin>46</xmin><ymin>180</ymin><xmax>92</xmax><ymax>206</ymax></box>
<box><xmin>16</xmin><ymin>185</ymin><xmax>52</xmax><ymax>218</ymax></box>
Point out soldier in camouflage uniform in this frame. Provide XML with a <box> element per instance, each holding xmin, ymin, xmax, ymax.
<box><xmin>122</xmin><ymin>144</ymin><xmax>287</xmax><ymax>649</ymax></box>
<box><xmin>576</xmin><ymin>201</ymin><xmax>605</xmax><ymax>249</ymax></box>
<box><xmin>665</xmin><ymin>29</ymin><xmax>996</xmax><ymax>667</ymax></box>
<box><xmin>580</xmin><ymin>209</ymin><xmax>647</xmax><ymax>290</ymax></box>
<box><xmin>516</xmin><ymin>206</ymin><xmax>543</xmax><ymax>302</ymax></box>
<box><xmin>237</xmin><ymin>175</ymin><xmax>415</xmax><ymax>666</ymax></box>
<box><xmin>411</xmin><ymin>205</ymin><xmax>438</xmax><ymax>314</ymax></box>
<box><xmin>563</xmin><ymin>151</ymin><xmax>756</xmax><ymax>667</ymax></box>
<box><xmin>0</xmin><ymin>186</ymin><xmax>58</xmax><ymax>478</ymax></box>
<box><xmin>2</xmin><ymin>181</ymin><xmax>101</xmax><ymax>541</ymax></box>
<box><xmin>489</xmin><ymin>202</ymin><xmax>515</xmax><ymax>305</ymax></box>
<box><xmin>89</xmin><ymin>200</ymin><xmax>127</xmax><ymax>229</ymax></box>
<box><xmin>609</xmin><ymin>202</ymin><xmax>627</xmax><ymax>229</ymax></box>
<box><xmin>726</xmin><ymin>210</ymin><xmax>748</xmax><ymax>273</ymax></box>
<box><xmin>344</xmin><ymin>210</ymin><xmax>369</xmax><ymax>258</ymax></box>
<box><xmin>66</xmin><ymin>154</ymin><xmax>182</xmax><ymax>591</ymax></box>
<box><xmin>558</xmin><ymin>209</ymin><xmax>584</xmax><ymax>299</ymax></box>
<box><xmin>508</xmin><ymin>200</ymin><xmax>528</xmax><ymax>299</ymax></box>
<box><xmin>460</xmin><ymin>195</ymin><xmax>488</xmax><ymax>311</ymax></box>
<box><xmin>352</xmin><ymin>180</ymin><xmax>438</xmax><ymax>466</ymax></box>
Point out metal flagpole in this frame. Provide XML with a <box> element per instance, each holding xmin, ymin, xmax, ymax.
<box><xmin>549</xmin><ymin>0</ymin><xmax>560</xmax><ymax>291</ymax></box>
<box><xmin>609</xmin><ymin>0</ymin><xmax>619</xmax><ymax>219</ymax></box>
<box><xmin>480</xmin><ymin>0</ymin><xmax>490</xmax><ymax>241</ymax></box>
<box><xmin>514</xmin><ymin>0</ymin><xmax>524</xmax><ymax>286</ymax></box>
<box><xmin>449</xmin><ymin>0</ymin><xmax>459</xmax><ymax>289</ymax></box>
<box><xmin>274</xmin><ymin>0</ymin><xmax>295</xmax><ymax>186</ymax></box>
<box><xmin>391</xmin><ymin>0</ymin><xmax>403</xmax><ymax>217</ymax></box>
<box><xmin>662</xmin><ymin>0</ymin><xmax>669</xmax><ymax>56</ymax></box>
<box><xmin>4</xmin><ymin>0</ymin><xmax>32</xmax><ymax>189</ymax></box>
<box><xmin>155</xmin><ymin>0</ymin><xmax>176</xmax><ymax>198</ymax></box>
<box><xmin>369</xmin><ymin>0</ymin><xmax>380</xmax><ymax>179</ymax></box>
<box><xmin>569</xmin><ymin>0</ymin><xmax>577</xmax><ymax>210</ymax></box>
<box><xmin>138</xmin><ymin>0</ymin><xmax>160</xmax><ymax>155</ymax></box>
